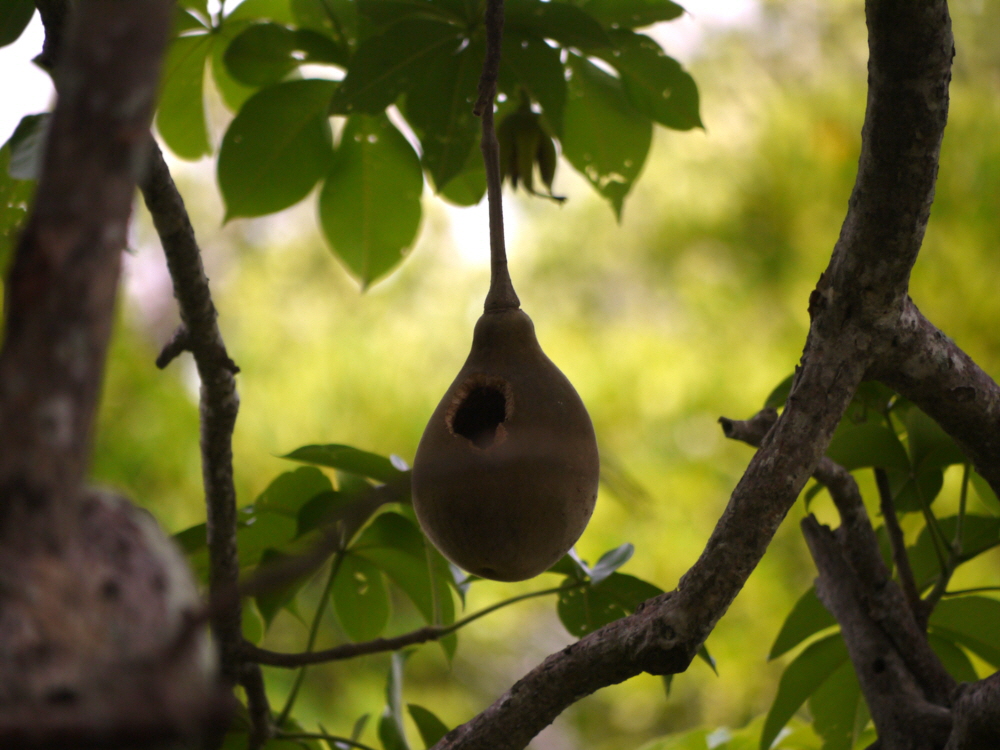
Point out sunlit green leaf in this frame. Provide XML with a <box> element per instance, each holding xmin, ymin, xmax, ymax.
<box><xmin>970</xmin><ymin>470</ymin><xmax>1000</xmax><ymax>515</ymax></box>
<box><xmin>572</xmin><ymin>0</ymin><xmax>684</xmax><ymax>29</ymax></box>
<box><xmin>597</xmin><ymin>31</ymin><xmax>701</xmax><ymax>131</ymax></box>
<box><xmin>225</xmin><ymin>22</ymin><xmax>347</xmax><ymax>87</ymax></box>
<box><xmin>908</xmin><ymin>514</ymin><xmax>1000</xmax><ymax>589</ymax></box>
<box><xmin>558</xmin><ymin>572</ymin><xmax>662</xmax><ymax>637</ymax></box>
<box><xmin>319</xmin><ymin>114</ymin><xmax>423</xmax><ymax>286</ymax></box>
<box><xmin>902</xmin><ymin>405</ymin><xmax>966</xmax><ymax>472</ymax></box>
<box><xmin>242</xmin><ymin>598</ymin><xmax>265</xmax><ymax>645</ymax></box>
<box><xmin>293</xmin><ymin>0</ymin><xmax>359</xmax><ymax>43</ymax></box>
<box><xmin>927</xmin><ymin>632</ymin><xmax>979</xmax><ymax>683</ymax></box>
<box><xmin>562</xmin><ymin>54</ymin><xmax>651</xmax><ymax>219</ymax></box>
<box><xmin>760</xmin><ymin>633</ymin><xmax>848</xmax><ymax>750</ymax></box>
<box><xmin>156</xmin><ymin>33</ymin><xmax>213</xmax><ymax>160</ymax></box>
<box><xmin>408</xmin><ymin>704</ymin><xmax>449</xmax><ymax>747</ymax></box>
<box><xmin>808</xmin><ymin>659</ymin><xmax>863</xmax><ymax>750</ymax></box>
<box><xmin>179</xmin><ymin>0</ymin><xmax>209</xmax><ymax>16</ymax></box>
<box><xmin>218</xmin><ymin>78</ymin><xmax>336</xmax><ymax>219</ymax></box>
<box><xmin>404</xmin><ymin>36</ymin><xmax>482</xmax><ymax>190</ymax></box>
<box><xmin>505</xmin><ymin>0</ymin><xmax>610</xmax><ymax>51</ymax></box>
<box><xmin>227</xmin><ymin>0</ymin><xmax>296</xmax><ymax>24</ymax></box>
<box><xmin>333</xmin><ymin>552</ymin><xmax>391</xmax><ymax>641</ymax></box>
<box><xmin>283</xmin><ymin>443</ymin><xmax>403</xmax><ymax>483</ymax></box>
<box><xmin>929</xmin><ymin>596</ymin><xmax>1000</xmax><ymax>667</ymax></box>
<box><xmin>769</xmin><ymin>587</ymin><xmax>838</xmax><ymax>660</ymax></box>
<box><xmin>499</xmin><ymin>30</ymin><xmax>567</xmax><ymax>136</ymax></box>
<box><xmin>256</xmin><ymin>466</ymin><xmax>334</xmax><ymax>516</ymax></box>
<box><xmin>330</xmin><ymin>18</ymin><xmax>463</xmax><ymax>115</ymax></box>
<box><xmin>0</xmin><ymin>0</ymin><xmax>34</xmax><ymax>49</ymax></box>
<box><xmin>210</xmin><ymin>20</ymin><xmax>259</xmax><ymax>111</ymax></box>
<box><xmin>438</xmin><ymin>136</ymin><xmax>487</xmax><ymax>206</ymax></box>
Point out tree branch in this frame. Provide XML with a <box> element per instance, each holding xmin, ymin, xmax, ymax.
<box><xmin>875</xmin><ymin>467</ymin><xmax>928</xmax><ymax>626</ymax></box>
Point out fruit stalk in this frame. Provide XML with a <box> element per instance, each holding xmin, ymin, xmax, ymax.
<box><xmin>474</xmin><ymin>0</ymin><xmax>520</xmax><ymax>312</ymax></box>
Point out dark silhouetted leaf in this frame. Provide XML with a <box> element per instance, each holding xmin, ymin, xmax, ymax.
<box><xmin>7</xmin><ymin>113</ymin><xmax>48</xmax><ymax>181</ymax></box>
<box><xmin>333</xmin><ymin>552</ymin><xmax>390</xmax><ymax>641</ymax></box>
<box><xmin>808</xmin><ymin>659</ymin><xmax>864</xmax><ymax>750</ymax></box>
<box><xmin>255</xmin><ymin>548</ymin><xmax>318</xmax><ymax>627</ymax></box>
<box><xmin>589</xmin><ymin>543</ymin><xmax>634</xmax><ymax>585</ymax></box>
<box><xmin>174</xmin><ymin>522</ymin><xmax>208</xmax><ymax>554</ymax></box>
<box><xmin>330</xmin><ymin>18</ymin><xmax>463</xmax><ymax>114</ymax></box>
<box><xmin>236</xmin><ymin>510</ymin><xmax>298</xmax><ymax>567</ymax></box>
<box><xmin>573</xmin><ymin>0</ymin><xmax>684</xmax><ymax>29</ymax></box>
<box><xmin>765</xmin><ymin>374</ymin><xmax>794</xmax><ymax>409</ymax></box>
<box><xmin>157</xmin><ymin>33</ymin><xmax>213</xmax><ymax>160</ymax></box>
<box><xmin>284</xmin><ymin>443</ymin><xmax>403</xmax><ymax>483</ymax></box>
<box><xmin>929</xmin><ymin>596</ymin><xmax>1000</xmax><ymax>667</ymax></box>
<box><xmin>404</xmin><ymin>36</ymin><xmax>482</xmax><ymax>190</ymax></box>
<box><xmin>825</xmin><ymin>422</ymin><xmax>909</xmax><ymax>472</ymax></box>
<box><xmin>769</xmin><ymin>587</ymin><xmax>838</xmax><ymax>660</ymax></box>
<box><xmin>0</xmin><ymin>0</ymin><xmax>34</xmax><ymax>49</ymax></box>
<box><xmin>408</xmin><ymin>704</ymin><xmax>449</xmax><ymax>747</ymax></box>
<box><xmin>218</xmin><ymin>78</ymin><xmax>336</xmax><ymax>218</ymax></box>
<box><xmin>499</xmin><ymin>30</ymin><xmax>567</xmax><ymax>136</ymax></box>
<box><xmin>505</xmin><ymin>0</ymin><xmax>610</xmax><ymax>51</ymax></box>
<box><xmin>558</xmin><ymin>572</ymin><xmax>662</xmax><ymax>637</ymax></box>
<box><xmin>319</xmin><ymin>114</ymin><xmax>423</xmax><ymax>286</ymax></box>
<box><xmin>597</xmin><ymin>31</ymin><xmax>701</xmax><ymax>130</ymax></box>
<box><xmin>210</xmin><ymin>20</ymin><xmax>259</xmax><ymax>111</ymax></box>
<box><xmin>562</xmin><ymin>54</ymin><xmax>651</xmax><ymax>219</ymax></box>
<box><xmin>225</xmin><ymin>22</ymin><xmax>347</xmax><ymax>87</ymax></box>
<box><xmin>697</xmin><ymin>644</ymin><xmax>717</xmax><ymax>675</ymax></box>
<box><xmin>928</xmin><ymin>632</ymin><xmax>978</xmax><ymax>683</ymax></box>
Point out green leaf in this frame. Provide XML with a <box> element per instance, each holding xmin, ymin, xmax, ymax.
<box><xmin>209</xmin><ymin>21</ymin><xmax>259</xmax><ymax>112</ymax></box>
<box><xmin>174</xmin><ymin>7</ymin><xmax>209</xmax><ymax>34</ymax></box>
<box><xmin>573</xmin><ymin>0</ymin><xmax>684</xmax><ymax>29</ymax></box>
<box><xmin>0</xmin><ymin>0</ymin><xmax>34</xmax><ymax>49</ymax></box>
<box><xmin>179</xmin><ymin>0</ymin><xmax>209</xmax><ymax>16</ymax></box>
<box><xmin>769</xmin><ymin>587</ymin><xmax>838</xmax><ymax>660</ymax></box>
<box><xmin>330</xmin><ymin>18</ymin><xmax>463</xmax><ymax>115</ymax></box>
<box><xmin>380</xmin><ymin>652</ymin><xmax>412</xmax><ymax>750</ymax></box>
<box><xmin>558</xmin><ymin>572</ymin><xmax>662</xmax><ymax>637</ymax></box>
<box><xmin>225</xmin><ymin>22</ymin><xmax>347</xmax><ymax>87</ymax></box>
<box><xmin>498</xmin><ymin>30</ymin><xmax>568</xmax><ymax>136</ymax></box>
<box><xmin>597</xmin><ymin>30</ymin><xmax>701</xmax><ymax>130</ymax></box>
<box><xmin>227</xmin><ymin>0</ymin><xmax>297</xmax><ymax>24</ymax></box>
<box><xmin>403</xmin><ymin>36</ymin><xmax>482</xmax><ymax>190</ymax></box>
<box><xmin>808</xmin><ymin>659</ymin><xmax>864</xmax><ymax>750</ymax></box>
<box><xmin>927</xmin><ymin>632</ymin><xmax>979</xmax><ymax>683</ymax></box>
<box><xmin>505</xmin><ymin>0</ymin><xmax>610</xmax><ymax>51</ymax></box>
<box><xmin>765</xmin><ymin>374</ymin><xmax>794</xmax><ymax>410</ymax></box>
<box><xmin>293</xmin><ymin>0</ymin><xmax>359</xmax><ymax>42</ymax></box>
<box><xmin>352</xmin><ymin>513</ymin><xmax>456</xmax><ymax>630</ymax></box>
<box><xmin>173</xmin><ymin>522</ymin><xmax>208</xmax><ymax>555</ymax></box>
<box><xmin>319</xmin><ymin>113</ymin><xmax>423</xmax><ymax>286</ymax></box>
<box><xmin>296</xmin><ymin>489</ymin><xmax>355</xmax><ymax>536</ymax></box>
<box><xmin>562</xmin><ymin>54</ymin><xmax>651</xmax><ymax>219</ymax></box>
<box><xmin>970</xmin><ymin>470</ymin><xmax>1000</xmax><ymax>515</ymax></box>
<box><xmin>254</xmin><ymin>547</ymin><xmax>322</xmax><ymax>627</ymax></box>
<box><xmin>903</xmin><ymin>405</ymin><xmax>966</xmax><ymax>472</ymax></box>
<box><xmin>697</xmin><ymin>644</ymin><xmax>717</xmax><ymax>675</ymax></box>
<box><xmin>887</xmin><ymin>464</ymin><xmax>944</xmax><ymax>513</ymax></box>
<box><xmin>408</xmin><ymin>704</ymin><xmax>449</xmax><ymax>748</ymax></box>
<box><xmin>0</xmin><ymin>139</ymin><xmax>34</xmax><ymax>276</ymax></box>
<box><xmin>156</xmin><ymin>33</ymin><xmax>213</xmax><ymax>160</ymax></box>
<box><xmin>825</xmin><ymin>422</ymin><xmax>910</xmax><ymax>472</ymax></box>
<box><xmin>236</xmin><ymin>510</ymin><xmax>298</xmax><ymax>567</ymax></box>
<box><xmin>7</xmin><ymin>113</ymin><xmax>48</xmax><ymax>181</ymax></box>
<box><xmin>760</xmin><ymin>633</ymin><xmax>849</xmax><ymax>750</ymax></box>
<box><xmin>256</xmin><ymin>466</ymin><xmax>334</xmax><ymax>516</ymax></box>
<box><xmin>589</xmin><ymin>542</ymin><xmax>634</xmax><ymax>585</ymax></box>
<box><xmin>242</xmin><ymin>598</ymin><xmax>265</xmax><ymax>645</ymax></box>
<box><xmin>283</xmin><ymin>443</ymin><xmax>403</xmax><ymax>483</ymax></box>
<box><xmin>218</xmin><ymin>78</ymin><xmax>337</xmax><ymax>219</ymax></box>
<box><xmin>358</xmin><ymin>0</ymin><xmax>468</xmax><ymax>29</ymax></box>
<box><xmin>438</xmin><ymin>136</ymin><xmax>486</xmax><ymax>206</ymax></box>
<box><xmin>547</xmin><ymin>553</ymin><xmax>589</xmax><ymax>580</ymax></box>
<box><xmin>333</xmin><ymin>552</ymin><xmax>391</xmax><ymax>641</ymax></box>
<box><xmin>929</xmin><ymin>596</ymin><xmax>1000</xmax><ymax>667</ymax></box>
<box><xmin>907</xmin><ymin>514</ymin><xmax>1000</xmax><ymax>588</ymax></box>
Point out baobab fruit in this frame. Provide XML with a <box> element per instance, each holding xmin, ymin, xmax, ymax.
<box><xmin>412</xmin><ymin>307</ymin><xmax>600</xmax><ymax>582</ymax></box>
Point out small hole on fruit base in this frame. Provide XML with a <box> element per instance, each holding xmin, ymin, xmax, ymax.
<box><xmin>448</xmin><ymin>375</ymin><xmax>512</xmax><ymax>449</ymax></box>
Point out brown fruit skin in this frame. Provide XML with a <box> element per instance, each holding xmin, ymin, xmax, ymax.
<box><xmin>412</xmin><ymin>308</ymin><xmax>600</xmax><ymax>582</ymax></box>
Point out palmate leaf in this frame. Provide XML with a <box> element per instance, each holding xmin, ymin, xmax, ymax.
<box><xmin>557</xmin><ymin>572</ymin><xmax>662</xmax><ymax>637</ymax></box>
<box><xmin>333</xmin><ymin>552</ymin><xmax>391</xmax><ymax>641</ymax></box>
<box><xmin>156</xmin><ymin>33</ymin><xmax>213</xmax><ymax>160</ymax></box>
<box><xmin>760</xmin><ymin>633</ymin><xmax>849</xmax><ymax>750</ymax></box>
<box><xmin>598</xmin><ymin>30</ymin><xmax>701</xmax><ymax>131</ymax></box>
<box><xmin>210</xmin><ymin>19</ymin><xmax>259</xmax><ymax>112</ymax></box>
<box><xmin>929</xmin><ymin>596</ymin><xmax>1000</xmax><ymax>667</ymax></box>
<box><xmin>808</xmin><ymin>659</ymin><xmax>866</xmax><ymax>750</ymax></box>
<box><xmin>504</xmin><ymin>0</ymin><xmax>610</xmax><ymax>51</ymax></box>
<box><xmin>282</xmin><ymin>443</ymin><xmax>404</xmax><ymax>483</ymax></box>
<box><xmin>224</xmin><ymin>22</ymin><xmax>347</xmax><ymax>87</ymax></box>
<box><xmin>907</xmin><ymin>514</ymin><xmax>1000</xmax><ymax>588</ymax></box>
<box><xmin>562</xmin><ymin>54</ymin><xmax>652</xmax><ymax>219</ymax></box>
<box><xmin>0</xmin><ymin>0</ymin><xmax>34</xmax><ymax>49</ymax></box>
<box><xmin>824</xmin><ymin>422</ymin><xmax>910</xmax><ymax>472</ymax></box>
<box><xmin>329</xmin><ymin>17</ymin><xmax>464</xmax><ymax>115</ymax></box>
<box><xmin>255</xmin><ymin>466</ymin><xmax>334</xmax><ymax>516</ymax></box>
<box><xmin>218</xmin><ymin>78</ymin><xmax>337</xmax><ymax>219</ymax></box>
<box><xmin>319</xmin><ymin>114</ymin><xmax>423</xmax><ymax>287</ymax></box>
<box><xmin>403</xmin><ymin>36</ymin><xmax>483</xmax><ymax>191</ymax></box>
<box><xmin>927</xmin><ymin>632</ymin><xmax>979</xmax><ymax>683</ymax></box>
<box><xmin>572</xmin><ymin>0</ymin><xmax>685</xmax><ymax>29</ymax></box>
<box><xmin>498</xmin><ymin>30</ymin><xmax>567</xmax><ymax>137</ymax></box>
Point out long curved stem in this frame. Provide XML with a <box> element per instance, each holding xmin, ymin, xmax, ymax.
<box><xmin>474</xmin><ymin>0</ymin><xmax>519</xmax><ymax>312</ymax></box>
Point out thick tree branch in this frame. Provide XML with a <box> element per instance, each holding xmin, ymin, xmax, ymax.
<box><xmin>943</xmin><ymin>672</ymin><xmax>1000</xmax><ymax>750</ymax></box>
<box><xmin>434</xmin><ymin>1</ymin><xmax>955</xmax><ymax>747</ymax></box>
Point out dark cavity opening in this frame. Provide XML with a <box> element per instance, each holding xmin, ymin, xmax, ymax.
<box><xmin>452</xmin><ymin>386</ymin><xmax>507</xmax><ymax>449</ymax></box>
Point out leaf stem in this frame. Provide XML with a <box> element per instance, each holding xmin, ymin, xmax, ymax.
<box><xmin>474</xmin><ymin>0</ymin><xmax>519</xmax><ymax>312</ymax></box>
<box><xmin>277</xmin><ymin>550</ymin><xmax>346</xmax><ymax>724</ymax></box>
<box><xmin>942</xmin><ymin>586</ymin><xmax>1000</xmax><ymax>597</ymax></box>
<box><xmin>276</xmin><ymin>731</ymin><xmax>378</xmax><ymax>750</ymax></box>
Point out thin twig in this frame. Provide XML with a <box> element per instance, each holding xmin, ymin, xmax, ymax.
<box><xmin>155</xmin><ymin>324</ymin><xmax>191</xmax><ymax>369</ymax></box>
<box><xmin>277</xmin><ymin>732</ymin><xmax>378</xmax><ymax>750</ymax></box>
<box><xmin>241</xmin><ymin>662</ymin><xmax>273</xmax><ymax>750</ymax></box>
<box><xmin>874</xmin><ymin>468</ymin><xmax>927</xmax><ymax>627</ymax></box>
<box><xmin>244</xmin><ymin>584</ymin><xmax>577</xmax><ymax>668</ymax></box>
<box><xmin>474</xmin><ymin>0</ymin><xmax>519</xmax><ymax>312</ymax></box>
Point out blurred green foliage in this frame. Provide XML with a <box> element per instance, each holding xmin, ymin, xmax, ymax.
<box><xmin>0</xmin><ymin>0</ymin><xmax>994</xmax><ymax>748</ymax></box>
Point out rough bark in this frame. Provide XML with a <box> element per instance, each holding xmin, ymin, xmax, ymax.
<box><xmin>0</xmin><ymin>0</ymin><xmax>226</xmax><ymax>745</ymax></box>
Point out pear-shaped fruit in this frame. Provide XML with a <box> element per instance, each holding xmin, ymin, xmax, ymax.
<box><xmin>412</xmin><ymin>308</ymin><xmax>599</xmax><ymax>582</ymax></box>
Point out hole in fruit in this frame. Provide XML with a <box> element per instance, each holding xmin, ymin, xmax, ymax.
<box><xmin>448</xmin><ymin>375</ymin><xmax>512</xmax><ymax>449</ymax></box>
